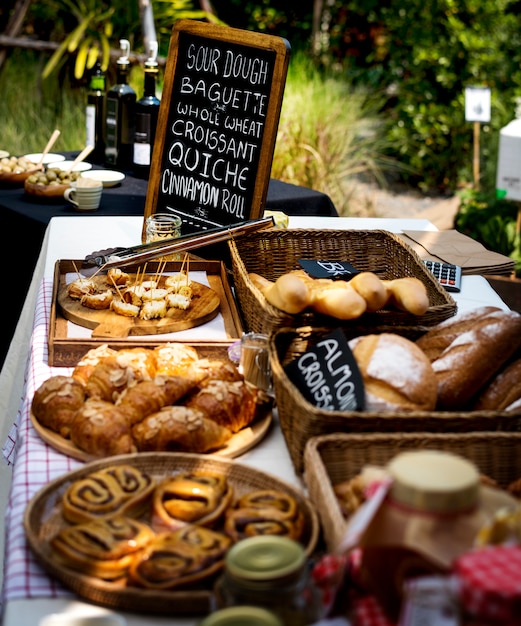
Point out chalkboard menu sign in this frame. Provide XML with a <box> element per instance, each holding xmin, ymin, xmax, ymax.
<box><xmin>143</xmin><ymin>19</ymin><xmax>291</xmax><ymax>238</ymax></box>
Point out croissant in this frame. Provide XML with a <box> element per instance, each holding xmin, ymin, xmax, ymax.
<box><xmin>31</xmin><ymin>375</ymin><xmax>86</xmax><ymax>438</ymax></box>
<box><xmin>153</xmin><ymin>343</ymin><xmax>200</xmax><ymax>376</ymax></box>
<box><xmin>62</xmin><ymin>464</ymin><xmax>155</xmax><ymax>524</ymax></box>
<box><xmin>128</xmin><ymin>525</ymin><xmax>231</xmax><ymax>589</ymax></box>
<box><xmin>191</xmin><ymin>359</ymin><xmax>244</xmax><ymax>384</ymax></box>
<box><xmin>116</xmin><ymin>374</ymin><xmax>203</xmax><ymax>424</ymax></box>
<box><xmin>70</xmin><ymin>398</ymin><xmax>136</xmax><ymax>457</ymax></box>
<box><xmin>185</xmin><ymin>379</ymin><xmax>258</xmax><ymax>433</ymax></box>
<box><xmin>224</xmin><ymin>490</ymin><xmax>305</xmax><ymax>543</ymax></box>
<box><xmin>51</xmin><ymin>515</ymin><xmax>155</xmax><ymax>580</ymax></box>
<box><xmin>72</xmin><ymin>344</ymin><xmax>118</xmax><ymax>386</ymax></box>
<box><xmin>86</xmin><ymin>348</ymin><xmax>158</xmax><ymax>402</ymax></box>
<box><xmin>85</xmin><ymin>359</ymin><xmax>136</xmax><ymax>402</ymax></box>
<box><xmin>132</xmin><ymin>406</ymin><xmax>232</xmax><ymax>453</ymax></box>
<box><xmin>152</xmin><ymin>472</ymin><xmax>233</xmax><ymax>531</ymax></box>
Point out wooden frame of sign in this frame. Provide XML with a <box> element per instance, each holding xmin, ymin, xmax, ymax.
<box><xmin>143</xmin><ymin>19</ymin><xmax>291</xmax><ymax>240</ymax></box>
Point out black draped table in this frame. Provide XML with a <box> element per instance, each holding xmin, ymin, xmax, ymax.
<box><xmin>0</xmin><ymin>164</ymin><xmax>337</xmax><ymax>368</ymax></box>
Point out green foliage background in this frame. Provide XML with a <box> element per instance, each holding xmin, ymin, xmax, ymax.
<box><xmin>6</xmin><ymin>0</ymin><xmax>521</xmax><ymax>197</ymax></box>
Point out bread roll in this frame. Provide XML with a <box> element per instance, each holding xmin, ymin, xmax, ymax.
<box><xmin>248</xmin><ymin>272</ymin><xmax>274</xmax><ymax>293</ymax></box>
<box><xmin>348</xmin><ymin>333</ymin><xmax>437</xmax><ymax>411</ymax></box>
<box><xmin>311</xmin><ymin>283</ymin><xmax>367</xmax><ymax>319</ymax></box>
<box><xmin>350</xmin><ymin>272</ymin><xmax>389</xmax><ymax>311</ymax></box>
<box><xmin>382</xmin><ymin>277</ymin><xmax>429</xmax><ymax>315</ymax></box>
<box><xmin>416</xmin><ymin>306</ymin><xmax>521</xmax><ymax>410</ymax></box>
<box><xmin>471</xmin><ymin>356</ymin><xmax>521</xmax><ymax>412</ymax></box>
<box><xmin>262</xmin><ymin>272</ymin><xmax>312</xmax><ymax>314</ymax></box>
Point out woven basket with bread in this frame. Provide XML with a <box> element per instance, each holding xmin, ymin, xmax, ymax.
<box><xmin>229</xmin><ymin>229</ymin><xmax>457</xmax><ymax>335</ymax></box>
<box><xmin>270</xmin><ymin>306</ymin><xmax>521</xmax><ymax>474</ymax></box>
<box><xmin>303</xmin><ymin>431</ymin><xmax>521</xmax><ymax>552</ymax></box>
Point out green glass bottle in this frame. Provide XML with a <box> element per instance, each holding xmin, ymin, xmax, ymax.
<box><xmin>85</xmin><ymin>62</ymin><xmax>106</xmax><ymax>164</ymax></box>
<box><xmin>133</xmin><ymin>40</ymin><xmax>161</xmax><ymax>179</ymax></box>
<box><xmin>104</xmin><ymin>39</ymin><xmax>136</xmax><ymax>170</ymax></box>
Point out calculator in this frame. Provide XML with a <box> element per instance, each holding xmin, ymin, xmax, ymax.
<box><xmin>423</xmin><ymin>260</ymin><xmax>462</xmax><ymax>292</ymax></box>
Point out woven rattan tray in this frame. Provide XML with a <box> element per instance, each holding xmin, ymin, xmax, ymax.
<box><xmin>270</xmin><ymin>326</ymin><xmax>521</xmax><ymax>475</ymax></box>
<box><xmin>304</xmin><ymin>431</ymin><xmax>521</xmax><ymax>552</ymax></box>
<box><xmin>229</xmin><ymin>229</ymin><xmax>457</xmax><ymax>335</ymax></box>
<box><xmin>24</xmin><ymin>452</ymin><xmax>319</xmax><ymax>616</ymax></box>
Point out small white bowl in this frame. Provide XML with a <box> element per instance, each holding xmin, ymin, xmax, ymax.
<box><xmin>24</xmin><ymin>152</ymin><xmax>65</xmax><ymax>165</ymax></box>
<box><xmin>81</xmin><ymin>169</ymin><xmax>125</xmax><ymax>187</ymax></box>
<box><xmin>48</xmin><ymin>160</ymin><xmax>93</xmax><ymax>172</ymax></box>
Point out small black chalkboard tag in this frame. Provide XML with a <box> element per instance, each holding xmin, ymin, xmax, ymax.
<box><xmin>298</xmin><ymin>259</ymin><xmax>360</xmax><ymax>280</ymax></box>
<box><xmin>284</xmin><ymin>328</ymin><xmax>365</xmax><ymax>412</ymax></box>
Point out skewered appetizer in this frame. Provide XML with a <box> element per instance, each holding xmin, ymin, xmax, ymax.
<box><xmin>66</xmin><ymin>258</ymin><xmax>195</xmax><ymax>318</ymax></box>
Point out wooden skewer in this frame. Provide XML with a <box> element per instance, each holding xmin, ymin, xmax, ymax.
<box><xmin>108</xmin><ymin>274</ymin><xmax>125</xmax><ymax>301</ymax></box>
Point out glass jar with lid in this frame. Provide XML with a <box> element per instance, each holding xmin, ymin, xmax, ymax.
<box><xmin>214</xmin><ymin>536</ymin><xmax>322</xmax><ymax>625</ymax></box>
<box><xmin>198</xmin><ymin>605</ymin><xmax>283</xmax><ymax>626</ymax></box>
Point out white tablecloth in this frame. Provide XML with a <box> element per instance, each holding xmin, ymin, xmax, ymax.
<box><xmin>0</xmin><ymin>215</ymin><xmax>510</xmax><ymax>626</ymax></box>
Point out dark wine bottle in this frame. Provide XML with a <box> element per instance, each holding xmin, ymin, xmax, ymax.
<box><xmin>104</xmin><ymin>39</ymin><xmax>136</xmax><ymax>170</ymax></box>
<box><xmin>133</xmin><ymin>41</ymin><xmax>161</xmax><ymax>179</ymax></box>
<box><xmin>85</xmin><ymin>62</ymin><xmax>106</xmax><ymax>165</ymax></box>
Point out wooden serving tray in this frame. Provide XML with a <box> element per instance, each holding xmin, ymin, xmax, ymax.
<box><xmin>30</xmin><ymin>408</ymin><xmax>273</xmax><ymax>462</ymax></box>
<box><xmin>49</xmin><ymin>259</ymin><xmax>244</xmax><ymax>367</ymax></box>
<box><xmin>58</xmin><ymin>275</ymin><xmax>220</xmax><ymax>338</ymax></box>
<box><xmin>24</xmin><ymin>452</ymin><xmax>320</xmax><ymax>616</ymax></box>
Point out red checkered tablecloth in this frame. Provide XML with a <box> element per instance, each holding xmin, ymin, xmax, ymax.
<box><xmin>1</xmin><ymin>279</ymin><xmax>81</xmax><ymax>607</ymax></box>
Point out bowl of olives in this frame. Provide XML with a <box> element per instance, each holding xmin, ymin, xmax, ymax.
<box><xmin>0</xmin><ymin>155</ymin><xmax>40</xmax><ymax>185</ymax></box>
<box><xmin>24</xmin><ymin>167</ymin><xmax>82</xmax><ymax>199</ymax></box>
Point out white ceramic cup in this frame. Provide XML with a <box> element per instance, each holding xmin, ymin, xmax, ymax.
<box><xmin>64</xmin><ymin>177</ymin><xmax>103</xmax><ymax>211</ymax></box>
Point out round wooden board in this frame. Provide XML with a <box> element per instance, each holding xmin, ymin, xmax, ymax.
<box><xmin>58</xmin><ymin>275</ymin><xmax>221</xmax><ymax>338</ymax></box>
<box><xmin>23</xmin><ymin>452</ymin><xmax>319</xmax><ymax>615</ymax></box>
<box><xmin>30</xmin><ymin>409</ymin><xmax>272</xmax><ymax>462</ymax></box>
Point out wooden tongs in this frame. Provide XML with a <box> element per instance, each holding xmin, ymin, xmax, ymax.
<box><xmin>82</xmin><ymin>216</ymin><xmax>275</xmax><ymax>271</ymax></box>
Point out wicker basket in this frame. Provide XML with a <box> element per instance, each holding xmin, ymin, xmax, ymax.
<box><xmin>270</xmin><ymin>326</ymin><xmax>521</xmax><ymax>475</ymax></box>
<box><xmin>24</xmin><ymin>452</ymin><xmax>320</xmax><ymax>616</ymax></box>
<box><xmin>229</xmin><ymin>228</ymin><xmax>457</xmax><ymax>335</ymax></box>
<box><xmin>304</xmin><ymin>431</ymin><xmax>521</xmax><ymax>552</ymax></box>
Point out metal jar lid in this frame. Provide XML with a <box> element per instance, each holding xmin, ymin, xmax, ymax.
<box><xmin>198</xmin><ymin>605</ymin><xmax>283</xmax><ymax>626</ymax></box>
<box><xmin>387</xmin><ymin>450</ymin><xmax>480</xmax><ymax>514</ymax></box>
<box><xmin>225</xmin><ymin>536</ymin><xmax>306</xmax><ymax>583</ymax></box>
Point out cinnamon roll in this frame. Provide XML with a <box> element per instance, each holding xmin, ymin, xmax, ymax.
<box><xmin>62</xmin><ymin>464</ymin><xmax>155</xmax><ymax>524</ymax></box>
<box><xmin>128</xmin><ymin>525</ymin><xmax>231</xmax><ymax>589</ymax></box>
<box><xmin>31</xmin><ymin>375</ymin><xmax>86</xmax><ymax>438</ymax></box>
<box><xmin>224</xmin><ymin>490</ymin><xmax>305</xmax><ymax>543</ymax></box>
<box><xmin>152</xmin><ymin>472</ymin><xmax>233</xmax><ymax>531</ymax></box>
<box><xmin>51</xmin><ymin>515</ymin><xmax>155</xmax><ymax>580</ymax></box>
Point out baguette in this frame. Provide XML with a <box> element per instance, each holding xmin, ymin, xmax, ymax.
<box><xmin>416</xmin><ymin>306</ymin><xmax>521</xmax><ymax>410</ymax></box>
<box><xmin>472</xmin><ymin>356</ymin><xmax>521</xmax><ymax>412</ymax></box>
